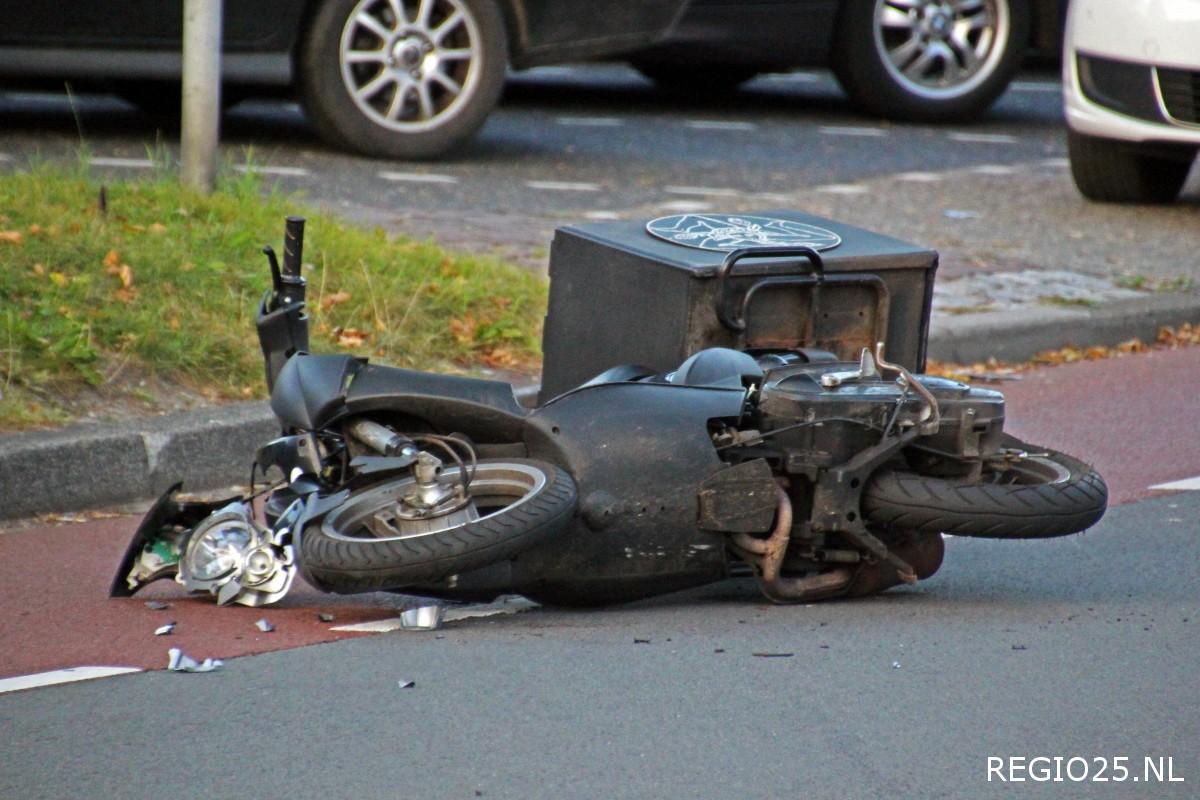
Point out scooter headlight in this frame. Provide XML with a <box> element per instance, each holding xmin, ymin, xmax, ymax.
<box><xmin>186</xmin><ymin>518</ymin><xmax>256</xmax><ymax>581</ymax></box>
<box><xmin>177</xmin><ymin>500</ymin><xmax>298</xmax><ymax>607</ymax></box>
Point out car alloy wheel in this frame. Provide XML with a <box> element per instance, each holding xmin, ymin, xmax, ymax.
<box><xmin>338</xmin><ymin>0</ymin><xmax>484</xmax><ymax>133</ymax></box>
<box><xmin>873</xmin><ymin>0</ymin><xmax>1010</xmax><ymax>100</ymax></box>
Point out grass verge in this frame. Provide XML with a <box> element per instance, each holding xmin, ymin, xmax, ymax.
<box><xmin>0</xmin><ymin>165</ymin><xmax>546</xmax><ymax>430</ymax></box>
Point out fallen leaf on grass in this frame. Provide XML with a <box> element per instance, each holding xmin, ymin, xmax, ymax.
<box><xmin>103</xmin><ymin>249</ymin><xmax>121</xmax><ymax>269</ymax></box>
<box><xmin>320</xmin><ymin>290</ymin><xmax>351</xmax><ymax>311</ymax></box>
<box><xmin>335</xmin><ymin>327</ymin><xmax>370</xmax><ymax>348</ymax></box>
<box><xmin>449</xmin><ymin>315</ymin><xmax>477</xmax><ymax>346</ymax></box>
<box><xmin>0</xmin><ymin>231</ymin><xmax>23</xmax><ymax>245</ymax></box>
<box><xmin>148</xmin><ymin>222</ymin><xmax>168</xmax><ymax>235</ymax></box>
<box><xmin>49</xmin><ymin>271</ymin><xmax>69</xmax><ymax>287</ymax></box>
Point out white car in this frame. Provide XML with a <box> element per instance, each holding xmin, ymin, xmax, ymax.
<box><xmin>1063</xmin><ymin>0</ymin><xmax>1199</xmax><ymax>203</ymax></box>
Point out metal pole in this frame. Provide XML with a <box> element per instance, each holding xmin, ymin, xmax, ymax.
<box><xmin>181</xmin><ymin>0</ymin><xmax>223</xmax><ymax>192</ymax></box>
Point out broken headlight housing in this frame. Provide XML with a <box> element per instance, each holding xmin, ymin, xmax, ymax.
<box><xmin>177</xmin><ymin>501</ymin><xmax>298</xmax><ymax>607</ymax></box>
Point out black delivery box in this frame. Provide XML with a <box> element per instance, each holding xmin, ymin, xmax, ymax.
<box><xmin>539</xmin><ymin>210</ymin><xmax>938</xmax><ymax>401</ymax></box>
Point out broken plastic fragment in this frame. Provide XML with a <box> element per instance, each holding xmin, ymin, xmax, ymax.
<box><xmin>154</xmin><ymin>623</ymin><xmax>176</xmax><ymax>636</ymax></box>
<box><xmin>1011</xmin><ymin>644</ymin><xmax>1028</xmax><ymax>651</ymax></box>
<box><xmin>318</xmin><ymin>613</ymin><xmax>335</xmax><ymax>622</ymax></box>
<box><xmin>167</xmin><ymin>647</ymin><xmax>224</xmax><ymax>673</ymax></box>
<box><xmin>943</xmin><ymin>209</ymin><xmax>981</xmax><ymax>220</ymax></box>
<box><xmin>397</xmin><ymin>679</ymin><xmax>416</xmax><ymax>689</ymax></box>
<box><xmin>634</xmin><ymin>638</ymin><xmax>651</xmax><ymax>644</ymax></box>
<box><xmin>891</xmin><ymin>661</ymin><xmax>902</xmax><ymax>669</ymax></box>
<box><xmin>752</xmin><ymin>652</ymin><xmax>794</xmax><ymax>658</ymax></box>
<box><xmin>255</xmin><ymin>618</ymin><xmax>275</xmax><ymax>633</ymax></box>
<box><xmin>145</xmin><ymin>600</ymin><xmax>173</xmax><ymax>611</ymax></box>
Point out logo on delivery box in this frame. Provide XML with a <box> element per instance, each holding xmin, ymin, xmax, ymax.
<box><xmin>645</xmin><ymin>213</ymin><xmax>843</xmax><ymax>252</ymax></box>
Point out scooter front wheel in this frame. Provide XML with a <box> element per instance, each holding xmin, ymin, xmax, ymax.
<box><xmin>301</xmin><ymin>459</ymin><xmax>577</xmax><ymax>593</ymax></box>
<box><xmin>862</xmin><ymin>441</ymin><xmax>1107</xmax><ymax>539</ymax></box>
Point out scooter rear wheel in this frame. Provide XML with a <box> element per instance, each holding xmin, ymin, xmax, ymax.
<box><xmin>301</xmin><ymin>459</ymin><xmax>576</xmax><ymax>593</ymax></box>
<box><xmin>862</xmin><ymin>441</ymin><xmax>1107</xmax><ymax>539</ymax></box>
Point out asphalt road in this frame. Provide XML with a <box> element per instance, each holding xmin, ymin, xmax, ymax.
<box><xmin>1</xmin><ymin>492</ymin><xmax>1196</xmax><ymax>799</ymax></box>
<box><xmin>1</xmin><ymin>65</ymin><xmax>1197</xmax><ymax>279</ymax></box>
<box><xmin>3</xmin><ymin>347</ymin><xmax>1199</xmax><ymax>798</ymax></box>
<box><xmin>2</xmin><ymin>65</ymin><xmax>1199</xmax><ymax>798</ymax></box>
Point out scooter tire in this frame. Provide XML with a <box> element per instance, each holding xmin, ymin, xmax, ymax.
<box><xmin>300</xmin><ymin>459</ymin><xmax>576</xmax><ymax>593</ymax></box>
<box><xmin>862</xmin><ymin>442</ymin><xmax>1107</xmax><ymax>539</ymax></box>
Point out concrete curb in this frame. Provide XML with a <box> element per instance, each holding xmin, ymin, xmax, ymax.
<box><xmin>927</xmin><ymin>291</ymin><xmax>1200</xmax><ymax>364</ymax></box>
<box><xmin>3</xmin><ymin>292</ymin><xmax>1199</xmax><ymax>521</ymax></box>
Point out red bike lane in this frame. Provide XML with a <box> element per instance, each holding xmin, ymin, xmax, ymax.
<box><xmin>2</xmin><ymin>346</ymin><xmax>1198</xmax><ymax>685</ymax></box>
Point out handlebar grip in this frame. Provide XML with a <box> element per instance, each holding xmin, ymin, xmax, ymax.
<box><xmin>282</xmin><ymin>216</ymin><xmax>306</xmax><ymax>278</ymax></box>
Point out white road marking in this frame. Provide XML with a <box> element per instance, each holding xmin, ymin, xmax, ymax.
<box><xmin>819</xmin><ymin>125</ymin><xmax>888</xmax><ymax>138</ymax></box>
<box><xmin>556</xmin><ymin>116</ymin><xmax>623</xmax><ymax>127</ymax></box>
<box><xmin>234</xmin><ymin>164</ymin><xmax>309</xmax><ymax>177</ymax></box>
<box><xmin>378</xmin><ymin>170</ymin><xmax>460</xmax><ymax>184</ymax></box>
<box><xmin>895</xmin><ymin>171</ymin><xmax>943</xmax><ymax>183</ymax></box>
<box><xmin>332</xmin><ymin>601</ymin><xmax>536</xmax><ymax>632</ymax></box>
<box><xmin>0</xmin><ymin>666</ymin><xmax>142</xmax><ymax>695</ymax></box>
<box><xmin>1040</xmin><ymin>157</ymin><xmax>1070</xmax><ymax>168</ymax></box>
<box><xmin>664</xmin><ymin>185</ymin><xmax>742</xmax><ymax>198</ymax></box>
<box><xmin>1150</xmin><ymin>476</ymin><xmax>1200</xmax><ymax>491</ymax></box>
<box><xmin>659</xmin><ymin>200</ymin><xmax>713</xmax><ymax>212</ymax></box>
<box><xmin>970</xmin><ymin>164</ymin><xmax>1017</xmax><ymax>175</ymax></box>
<box><xmin>817</xmin><ymin>183</ymin><xmax>869</xmax><ymax>195</ymax></box>
<box><xmin>1011</xmin><ymin>81</ymin><xmax>1061</xmax><ymax>93</ymax></box>
<box><xmin>89</xmin><ymin>157</ymin><xmax>155</xmax><ymax>169</ymax></box>
<box><xmin>947</xmin><ymin>132</ymin><xmax>1018</xmax><ymax>145</ymax></box>
<box><xmin>762</xmin><ymin>71</ymin><xmax>820</xmax><ymax>83</ymax></box>
<box><xmin>525</xmin><ymin>66</ymin><xmax>577</xmax><ymax>77</ymax></box>
<box><xmin>685</xmin><ymin>119</ymin><xmax>758</xmax><ymax>131</ymax></box>
<box><xmin>751</xmin><ymin>192</ymin><xmax>796</xmax><ymax>204</ymax></box>
<box><xmin>331</xmin><ymin>619</ymin><xmax>405</xmax><ymax>633</ymax></box>
<box><xmin>584</xmin><ymin>210</ymin><xmax>621</xmax><ymax>220</ymax></box>
<box><xmin>524</xmin><ymin>180</ymin><xmax>601</xmax><ymax>192</ymax></box>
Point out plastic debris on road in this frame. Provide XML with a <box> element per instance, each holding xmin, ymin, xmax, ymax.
<box><xmin>752</xmin><ymin>652</ymin><xmax>794</xmax><ymax>658</ymax></box>
<box><xmin>318</xmin><ymin>613</ymin><xmax>335</xmax><ymax>623</ymax></box>
<box><xmin>397</xmin><ymin>679</ymin><xmax>416</xmax><ymax>689</ymax></box>
<box><xmin>891</xmin><ymin>661</ymin><xmax>902</xmax><ymax>669</ymax></box>
<box><xmin>167</xmin><ymin>648</ymin><xmax>224</xmax><ymax>673</ymax></box>
<box><xmin>154</xmin><ymin>623</ymin><xmax>176</xmax><ymax>636</ymax></box>
<box><xmin>943</xmin><ymin>209</ymin><xmax>981</xmax><ymax>220</ymax></box>
<box><xmin>255</xmin><ymin>618</ymin><xmax>275</xmax><ymax>633</ymax></box>
<box><xmin>145</xmin><ymin>601</ymin><xmax>172</xmax><ymax>611</ymax></box>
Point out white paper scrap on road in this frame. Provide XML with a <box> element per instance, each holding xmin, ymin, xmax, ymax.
<box><xmin>0</xmin><ymin>666</ymin><xmax>142</xmax><ymax>695</ymax></box>
<box><xmin>331</xmin><ymin>596</ymin><xmax>539</xmax><ymax>633</ymax></box>
<box><xmin>1149</xmin><ymin>476</ymin><xmax>1200</xmax><ymax>491</ymax></box>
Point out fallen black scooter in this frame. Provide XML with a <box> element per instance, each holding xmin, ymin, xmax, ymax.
<box><xmin>112</xmin><ymin>216</ymin><xmax>1107</xmax><ymax>607</ymax></box>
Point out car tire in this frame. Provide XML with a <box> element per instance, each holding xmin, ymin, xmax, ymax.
<box><xmin>631</xmin><ymin>60</ymin><xmax>760</xmax><ymax>95</ymax></box>
<box><xmin>298</xmin><ymin>0</ymin><xmax>508</xmax><ymax>159</ymax></box>
<box><xmin>832</xmin><ymin>0</ymin><xmax>1031</xmax><ymax>121</ymax></box>
<box><xmin>1067</xmin><ymin>129</ymin><xmax>1195</xmax><ymax>204</ymax></box>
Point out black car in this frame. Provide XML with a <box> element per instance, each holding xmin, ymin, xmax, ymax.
<box><xmin>0</xmin><ymin>0</ymin><xmax>688</xmax><ymax>158</ymax></box>
<box><xmin>627</xmin><ymin>0</ymin><xmax>1067</xmax><ymax>120</ymax></box>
